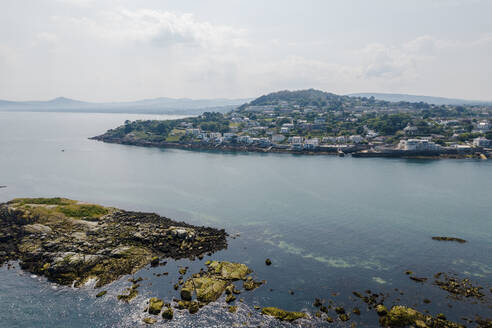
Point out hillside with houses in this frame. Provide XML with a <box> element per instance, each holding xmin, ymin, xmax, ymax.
<box><xmin>93</xmin><ymin>89</ymin><xmax>492</xmax><ymax>159</ymax></box>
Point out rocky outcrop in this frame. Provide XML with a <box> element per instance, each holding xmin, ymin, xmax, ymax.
<box><xmin>0</xmin><ymin>198</ymin><xmax>227</xmax><ymax>288</ymax></box>
<box><xmin>177</xmin><ymin>261</ymin><xmax>256</xmax><ymax>313</ymax></box>
<box><xmin>431</xmin><ymin>236</ymin><xmax>467</xmax><ymax>243</ymax></box>
<box><xmin>261</xmin><ymin>307</ymin><xmax>307</xmax><ymax>322</ymax></box>
<box><xmin>379</xmin><ymin>306</ymin><xmax>464</xmax><ymax>328</ymax></box>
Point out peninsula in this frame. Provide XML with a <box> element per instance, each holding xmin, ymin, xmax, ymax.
<box><xmin>92</xmin><ymin>89</ymin><xmax>492</xmax><ymax>159</ymax></box>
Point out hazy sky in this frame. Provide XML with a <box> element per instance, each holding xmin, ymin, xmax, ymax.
<box><xmin>1</xmin><ymin>0</ymin><xmax>492</xmax><ymax>101</ymax></box>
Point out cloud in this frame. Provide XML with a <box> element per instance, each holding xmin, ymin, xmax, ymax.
<box><xmin>358</xmin><ymin>36</ymin><xmax>441</xmax><ymax>80</ymax></box>
<box><xmin>58</xmin><ymin>9</ymin><xmax>249</xmax><ymax>49</ymax></box>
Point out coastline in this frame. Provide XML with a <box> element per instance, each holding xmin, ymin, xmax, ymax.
<box><xmin>90</xmin><ymin>136</ymin><xmax>489</xmax><ymax>160</ymax></box>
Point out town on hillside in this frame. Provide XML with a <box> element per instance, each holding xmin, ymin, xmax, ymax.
<box><xmin>94</xmin><ymin>90</ymin><xmax>492</xmax><ymax>159</ymax></box>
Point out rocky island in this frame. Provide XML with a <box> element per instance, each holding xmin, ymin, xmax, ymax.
<box><xmin>0</xmin><ymin>198</ymin><xmax>227</xmax><ymax>287</ymax></box>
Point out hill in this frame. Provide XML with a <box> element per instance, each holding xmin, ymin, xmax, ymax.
<box><xmin>0</xmin><ymin>96</ymin><xmax>250</xmax><ymax>115</ymax></box>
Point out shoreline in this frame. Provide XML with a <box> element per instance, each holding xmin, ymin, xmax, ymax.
<box><xmin>90</xmin><ymin>136</ymin><xmax>489</xmax><ymax>160</ymax></box>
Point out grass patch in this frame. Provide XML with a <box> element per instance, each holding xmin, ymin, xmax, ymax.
<box><xmin>57</xmin><ymin>204</ymin><xmax>109</xmax><ymax>218</ymax></box>
<box><xmin>12</xmin><ymin>197</ymin><xmax>76</xmax><ymax>206</ymax></box>
<box><xmin>165</xmin><ymin>135</ymin><xmax>181</xmax><ymax>142</ymax></box>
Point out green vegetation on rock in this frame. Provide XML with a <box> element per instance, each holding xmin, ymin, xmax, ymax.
<box><xmin>261</xmin><ymin>307</ymin><xmax>307</xmax><ymax>322</ymax></box>
<box><xmin>148</xmin><ymin>297</ymin><xmax>164</xmax><ymax>315</ymax></box>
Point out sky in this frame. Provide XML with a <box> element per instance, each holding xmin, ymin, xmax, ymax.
<box><xmin>1</xmin><ymin>0</ymin><xmax>492</xmax><ymax>102</ymax></box>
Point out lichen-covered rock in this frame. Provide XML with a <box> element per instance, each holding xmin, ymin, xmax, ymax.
<box><xmin>181</xmin><ymin>276</ymin><xmax>229</xmax><ymax>303</ymax></box>
<box><xmin>434</xmin><ymin>273</ymin><xmax>484</xmax><ymax>299</ymax></box>
<box><xmin>243</xmin><ymin>277</ymin><xmax>264</xmax><ymax>291</ymax></box>
<box><xmin>375</xmin><ymin>304</ymin><xmax>388</xmax><ymax>316</ymax></box>
<box><xmin>117</xmin><ymin>288</ymin><xmax>138</xmax><ymax>302</ymax></box>
<box><xmin>0</xmin><ymin>198</ymin><xmax>227</xmax><ymax>288</ymax></box>
<box><xmin>225</xmin><ymin>294</ymin><xmax>236</xmax><ymax>303</ymax></box>
<box><xmin>95</xmin><ymin>290</ymin><xmax>107</xmax><ymax>298</ymax></box>
<box><xmin>142</xmin><ymin>317</ymin><xmax>157</xmax><ymax>324</ymax></box>
<box><xmin>188</xmin><ymin>301</ymin><xmax>200</xmax><ymax>314</ymax></box>
<box><xmin>207</xmin><ymin>261</ymin><xmax>251</xmax><ymax>280</ymax></box>
<box><xmin>379</xmin><ymin>306</ymin><xmax>464</xmax><ymax>328</ymax></box>
<box><xmin>148</xmin><ymin>297</ymin><xmax>164</xmax><ymax>315</ymax></box>
<box><xmin>162</xmin><ymin>307</ymin><xmax>173</xmax><ymax>320</ymax></box>
<box><xmin>339</xmin><ymin>313</ymin><xmax>350</xmax><ymax>321</ymax></box>
<box><xmin>261</xmin><ymin>307</ymin><xmax>307</xmax><ymax>322</ymax></box>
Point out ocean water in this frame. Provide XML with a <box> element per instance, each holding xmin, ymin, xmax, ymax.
<box><xmin>0</xmin><ymin>111</ymin><xmax>491</xmax><ymax>327</ymax></box>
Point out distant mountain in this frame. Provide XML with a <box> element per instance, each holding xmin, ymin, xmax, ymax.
<box><xmin>0</xmin><ymin>96</ymin><xmax>251</xmax><ymax>115</ymax></box>
<box><xmin>348</xmin><ymin>93</ymin><xmax>492</xmax><ymax>106</ymax></box>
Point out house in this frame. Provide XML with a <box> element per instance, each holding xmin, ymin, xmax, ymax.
<box><xmin>304</xmin><ymin>138</ymin><xmax>319</xmax><ymax>150</ymax></box>
<box><xmin>473</xmin><ymin>137</ymin><xmax>490</xmax><ymax>147</ymax></box>
<box><xmin>336</xmin><ymin>136</ymin><xmax>346</xmax><ymax>144</ymax></box>
<box><xmin>403</xmin><ymin>124</ymin><xmax>418</xmax><ymax>136</ymax></box>
<box><xmin>271</xmin><ymin>134</ymin><xmax>285</xmax><ymax>143</ymax></box>
<box><xmin>280</xmin><ymin>127</ymin><xmax>290</xmax><ymax>134</ymax></box>
<box><xmin>477</xmin><ymin>120</ymin><xmax>490</xmax><ymax>132</ymax></box>
<box><xmin>322</xmin><ymin>136</ymin><xmax>336</xmax><ymax>144</ymax></box>
<box><xmin>398</xmin><ymin>139</ymin><xmax>441</xmax><ymax>152</ymax></box>
<box><xmin>349</xmin><ymin>135</ymin><xmax>363</xmax><ymax>144</ymax></box>
<box><xmin>186</xmin><ymin>128</ymin><xmax>201</xmax><ymax>136</ymax></box>
<box><xmin>290</xmin><ymin>136</ymin><xmax>304</xmax><ymax>144</ymax></box>
<box><xmin>238</xmin><ymin>135</ymin><xmax>252</xmax><ymax>144</ymax></box>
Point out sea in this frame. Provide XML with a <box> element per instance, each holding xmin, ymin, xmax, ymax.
<box><xmin>0</xmin><ymin>111</ymin><xmax>490</xmax><ymax>327</ymax></box>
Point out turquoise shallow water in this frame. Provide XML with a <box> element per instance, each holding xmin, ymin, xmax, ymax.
<box><xmin>0</xmin><ymin>111</ymin><xmax>491</xmax><ymax>327</ymax></box>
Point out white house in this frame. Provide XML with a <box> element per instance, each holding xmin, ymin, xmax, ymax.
<box><xmin>349</xmin><ymin>135</ymin><xmax>364</xmax><ymax>144</ymax></box>
<box><xmin>336</xmin><ymin>136</ymin><xmax>346</xmax><ymax>144</ymax></box>
<box><xmin>473</xmin><ymin>137</ymin><xmax>490</xmax><ymax>147</ymax></box>
<box><xmin>271</xmin><ymin>134</ymin><xmax>286</xmax><ymax>143</ymax></box>
<box><xmin>290</xmin><ymin>136</ymin><xmax>304</xmax><ymax>144</ymax></box>
<box><xmin>398</xmin><ymin>139</ymin><xmax>441</xmax><ymax>152</ymax></box>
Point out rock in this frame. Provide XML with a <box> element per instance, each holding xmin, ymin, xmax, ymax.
<box><xmin>325</xmin><ymin>316</ymin><xmax>334</xmax><ymax>323</ymax></box>
<box><xmin>339</xmin><ymin>313</ymin><xmax>350</xmax><ymax>321</ymax></box>
<box><xmin>409</xmin><ymin>276</ymin><xmax>428</xmax><ymax>283</ymax></box>
<box><xmin>150</xmin><ymin>256</ymin><xmax>159</xmax><ymax>267</ymax></box>
<box><xmin>142</xmin><ymin>317</ymin><xmax>157</xmax><ymax>324</ymax></box>
<box><xmin>375</xmin><ymin>304</ymin><xmax>388</xmax><ymax>316</ymax></box>
<box><xmin>379</xmin><ymin>306</ymin><xmax>464</xmax><ymax>328</ymax></box>
<box><xmin>162</xmin><ymin>307</ymin><xmax>173</xmax><ymax>320</ymax></box>
<box><xmin>207</xmin><ymin>261</ymin><xmax>251</xmax><ymax>280</ymax></box>
<box><xmin>148</xmin><ymin>297</ymin><xmax>164</xmax><ymax>315</ymax></box>
<box><xmin>24</xmin><ymin>224</ymin><xmax>53</xmax><ymax>234</ymax></box>
<box><xmin>335</xmin><ymin>306</ymin><xmax>345</xmax><ymax>314</ymax></box>
<box><xmin>261</xmin><ymin>307</ymin><xmax>307</xmax><ymax>322</ymax></box>
<box><xmin>265</xmin><ymin>258</ymin><xmax>272</xmax><ymax>266</ymax></box>
<box><xmin>95</xmin><ymin>290</ymin><xmax>107</xmax><ymax>298</ymax></box>
<box><xmin>188</xmin><ymin>301</ymin><xmax>199</xmax><ymax>314</ymax></box>
<box><xmin>313</xmin><ymin>298</ymin><xmax>323</xmax><ymax>307</ymax></box>
<box><xmin>431</xmin><ymin>236</ymin><xmax>467</xmax><ymax>243</ymax></box>
<box><xmin>225</xmin><ymin>294</ymin><xmax>236</xmax><ymax>303</ymax></box>
<box><xmin>352</xmin><ymin>307</ymin><xmax>361</xmax><ymax>315</ymax></box>
<box><xmin>178</xmin><ymin>266</ymin><xmax>188</xmax><ymax>275</ymax></box>
<box><xmin>243</xmin><ymin>279</ymin><xmax>263</xmax><ymax>291</ymax></box>
<box><xmin>228</xmin><ymin>305</ymin><xmax>238</xmax><ymax>313</ymax></box>
<box><xmin>434</xmin><ymin>273</ymin><xmax>484</xmax><ymax>299</ymax></box>
<box><xmin>0</xmin><ymin>198</ymin><xmax>228</xmax><ymax>289</ymax></box>
<box><xmin>181</xmin><ymin>276</ymin><xmax>229</xmax><ymax>303</ymax></box>
<box><xmin>437</xmin><ymin>313</ymin><xmax>446</xmax><ymax>320</ymax></box>
<box><xmin>117</xmin><ymin>288</ymin><xmax>138</xmax><ymax>302</ymax></box>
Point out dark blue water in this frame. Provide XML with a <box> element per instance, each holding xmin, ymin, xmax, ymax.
<box><xmin>0</xmin><ymin>112</ymin><xmax>491</xmax><ymax>327</ymax></box>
